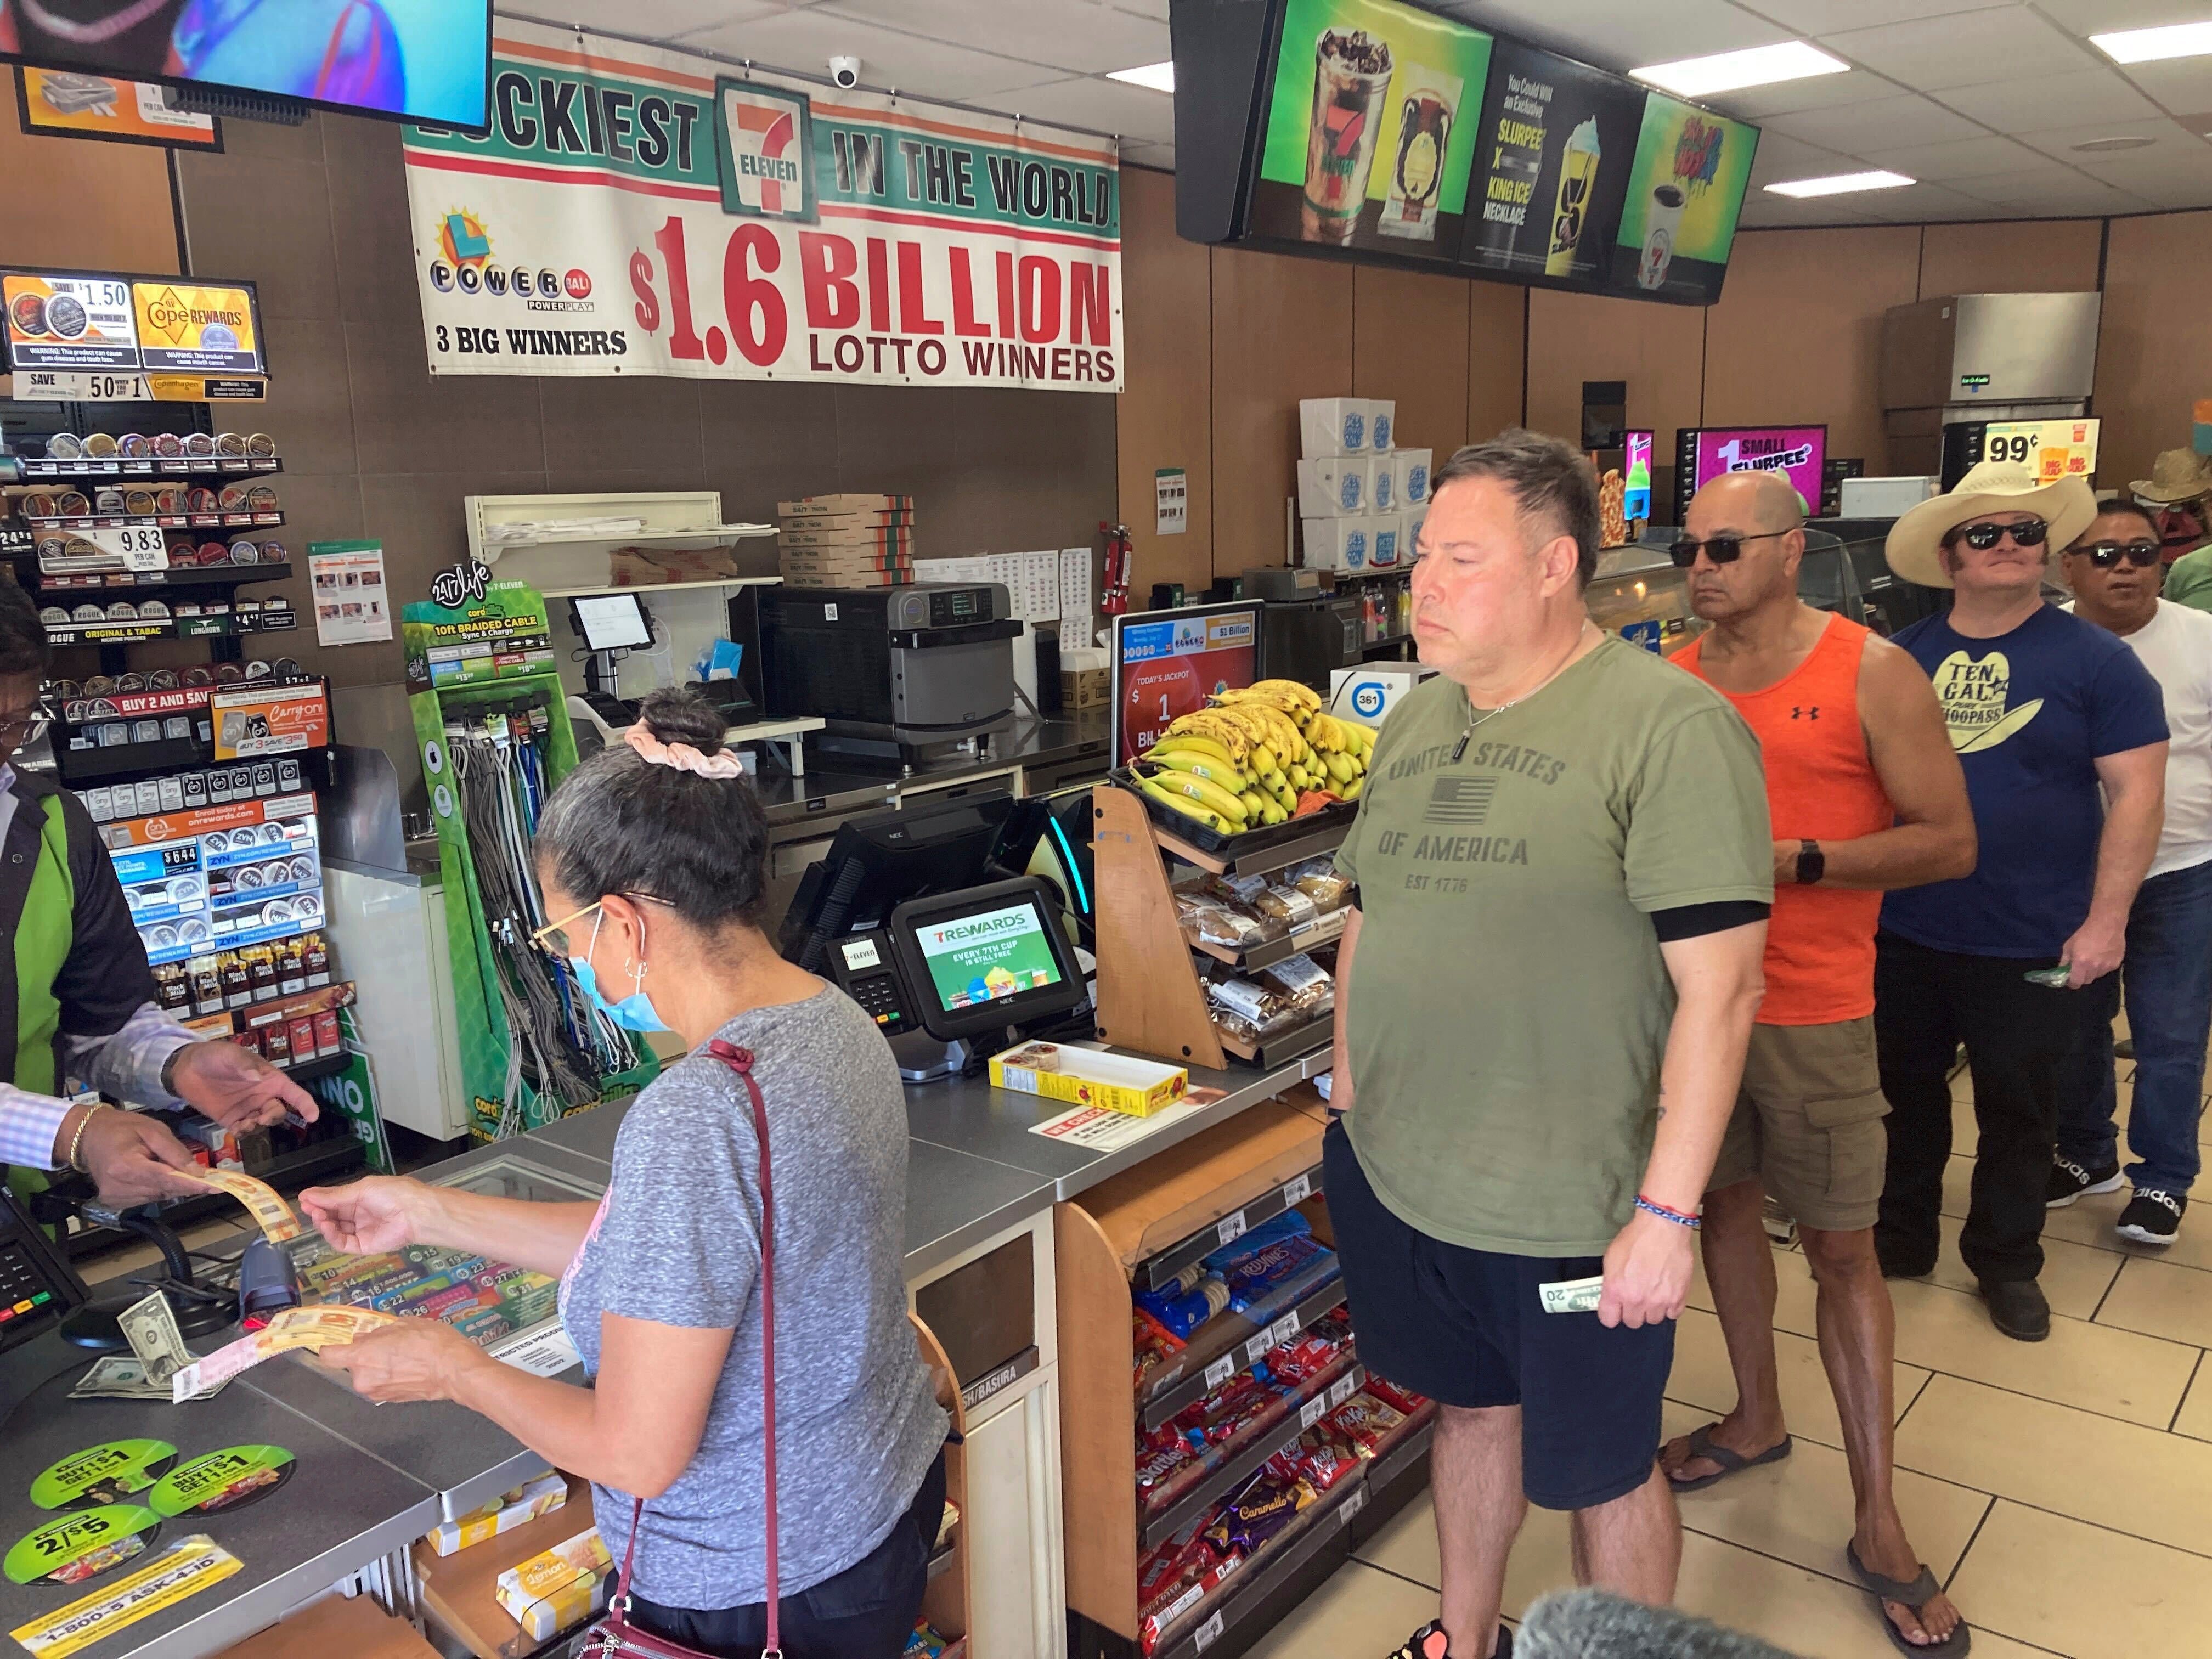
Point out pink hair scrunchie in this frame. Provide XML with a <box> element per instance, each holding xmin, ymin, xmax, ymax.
<box><xmin>624</xmin><ymin>723</ymin><xmax>748</xmax><ymax>779</ymax></box>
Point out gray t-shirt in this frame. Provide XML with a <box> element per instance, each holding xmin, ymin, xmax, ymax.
<box><xmin>558</xmin><ymin>985</ymin><xmax>948</xmax><ymax>1609</ymax></box>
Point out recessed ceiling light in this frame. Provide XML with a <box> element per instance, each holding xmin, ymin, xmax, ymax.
<box><xmin>1765</xmin><ymin>170</ymin><xmax>1916</xmax><ymax>198</ymax></box>
<box><xmin>1107</xmin><ymin>60</ymin><xmax>1174</xmax><ymax>93</ymax></box>
<box><xmin>2093</xmin><ymin>21</ymin><xmax>2212</xmax><ymax>64</ymax></box>
<box><xmin>1630</xmin><ymin>41</ymin><xmax>1848</xmax><ymax>98</ymax></box>
<box><xmin>2072</xmin><ymin>134</ymin><xmax>2157</xmax><ymax>152</ymax></box>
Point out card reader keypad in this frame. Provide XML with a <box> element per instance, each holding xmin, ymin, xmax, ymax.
<box><xmin>0</xmin><ymin>1242</ymin><xmax>60</xmax><ymax>1345</ymax></box>
<box><xmin>847</xmin><ymin>970</ymin><xmax>910</xmax><ymax>1032</ymax></box>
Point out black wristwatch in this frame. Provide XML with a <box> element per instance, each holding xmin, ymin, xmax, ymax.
<box><xmin>1794</xmin><ymin>839</ymin><xmax>1825</xmax><ymax>886</ymax></box>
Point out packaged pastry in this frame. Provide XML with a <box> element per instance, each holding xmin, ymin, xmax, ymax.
<box><xmin>1256</xmin><ymin>952</ymin><xmax>1333</xmax><ymax>1018</ymax></box>
<box><xmin>1175</xmin><ymin>890</ymin><xmax>1268</xmax><ymax>949</ymax></box>
<box><xmin>1250</xmin><ymin>884</ymin><xmax>1319</xmax><ymax>928</ymax></box>
<box><xmin>1285</xmin><ymin>856</ymin><xmax>1353</xmax><ymax>912</ymax></box>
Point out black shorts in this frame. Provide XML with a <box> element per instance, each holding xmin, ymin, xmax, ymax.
<box><xmin>1323</xmin><ymin>1121</ymin><xmax>1673</xmax><ymax>1511</ymax></box>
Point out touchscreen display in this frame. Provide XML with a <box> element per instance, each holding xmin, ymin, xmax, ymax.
<box><xmin>572</xmin><ymin>594</ymin><xmax>652</xmax><ymax>651</ymax></box>
<box><xmin>913</xmin><ymin>899</ymin><xmax>1064</xmax><ymax>1012</ymax></box>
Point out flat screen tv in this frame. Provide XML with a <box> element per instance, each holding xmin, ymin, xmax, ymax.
<box><xmin>0</xmin><ymin>1</ymin><xmax>491</xmax><ymax>133</ymax></box>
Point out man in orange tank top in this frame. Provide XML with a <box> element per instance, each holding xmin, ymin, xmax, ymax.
<box><xmin>1666</xmin><ymin>472</ymin><xmax>1977</xmax><ymax>1656</ymax></box>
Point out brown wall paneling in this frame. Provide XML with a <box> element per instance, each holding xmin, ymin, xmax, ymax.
<box><xmin>1209</xmin><ymin>246</ymin><xmax>1355</xmax><ymax>577</ymax></box>
<box><xmin>0</xmin><ymin>120</ymin><xmax>178</xmax><ymax>274</ymax></box>
<box><xmin>1523</xmin><ymin>287</ymin><xmax>1704</xmax><ymax>454</ymax></box>
<box><xmin>1467</xmin><ymin>280</ymin><xmax>1526</xmax><ymax>447</ymax></box>
<box><xmin>2096</xmin><ymin>210</ymin><xmax>2212</xmax><ymax>493</ymax></box>
<box><xmin>1917</xmin><ymin>218</ymin><xmax>2102</xmax><ymax>301</ymax></box>
<box><xmin>1115</xmin><ymin>166</ymin><xmax>1215</xmax><ymax>600</ymax></box>
<box><xmin>1352</xmin><ymin>265</ymin><xmax>1470</xmax><ymax>461</ymax></box>
<box><xmin>1702</xmin><ymin>225</ymin><xmax>1921</xmax><ymax>479</ymax></box>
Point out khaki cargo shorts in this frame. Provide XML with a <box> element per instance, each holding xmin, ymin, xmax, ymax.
<box><xmin>1708</xmin><ymin>1016</ymin><xmax>1889</xmax><ymax>1232</ymax></box>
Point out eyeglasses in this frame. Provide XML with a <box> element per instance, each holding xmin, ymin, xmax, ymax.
<box><xmin>527</xmin><ymin>893</ymin><xmax>675</xmax><ymax>960</ymax></box>
<box><xmin>0</xmin><ymin>702</ymin><xmax>53</xmax><ymax>752</ymax></box>
<box><xmin>2070</xmin><ymin>539</ymin><xmax>2163</xmax><ymax>569</ymax></box>
<box><xmin>1949</xmin><ymin>518</ymin><xmax>2048</xmax><ymax>551</ymax></box>
<box><xmin>1667</xmin><ymin>529</ymin><xmax>1793</xmax><ymax>568</ymax></box>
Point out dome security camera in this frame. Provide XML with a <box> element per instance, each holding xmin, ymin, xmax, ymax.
<box><xmin>830</xmin><ymin>55</ymin><xmax>861</xmax><ymax>90</ymax></box>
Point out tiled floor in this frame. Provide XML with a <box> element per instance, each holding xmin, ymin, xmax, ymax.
<box><xmin>1248</xmin><ymin>1057</ymin><xmax>2212</xmax><ymax>1658</ymax></box>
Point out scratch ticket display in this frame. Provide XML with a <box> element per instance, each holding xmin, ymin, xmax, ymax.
<box><xmin>173</xmin><ymin>1168</ymin><xmax>302</xmax><ymax>1243</ymax></box>
<box><xmin>168</xmin><ymin>1306</ymin><xmax>398</xmax><ymax>1402</ymax></box>
<box><xmin>294</xmin><ymin>1241</ymin><xmax>561</xmax><ymax>1350</ymax></box>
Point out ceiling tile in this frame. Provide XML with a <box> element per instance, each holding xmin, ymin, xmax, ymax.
<box><xmin>1435</xmin><ymin>0</ymin><xmax>1793</xmax><ymax>77</ymax></box>
<box><xmin>1946</xmin><ymin>163</ymin><xmax>2100</xmax><ymax>200</ymax></box>
<box><xmin>1119</xmin><ymin>139</ymin><xmax>1176</xmax><ymax>172</ymax></box>
<box><xmin>524</xmin><ymin>0</ymin><xmax>795</xmax><ymax>38</ymax></box>
<box><xmin>2078</xmin><ymin>151</ymin><xmax>2212</xmax><ymax>208</ymax></box>
<box><xmin>1950</xmin><ymin>168</ymin><xmax>2163</xmax><ymax>215</ymax></box>
<box><xmin>1859</xmin><ymin>180</ymin><xmax>2015</xmax><ymax>220</ymax></box>
<box><xmin>2035</xmin><ymin>0</ymin><xmax>2212</xmax><ymax>32</ymax></box>
<box><xmin>1763</xmin><ymin>93</ymin><xmax>1986</xmax><ymax>150</ymax></box>
<box><xmin>679</xmin><ymin>9</ymin><xmax>1061</xmax><ymax>98</ymax></box>
<box><xmin>1817</xmin><ymin>8</ymin><xmax>2100</xmax><ymax>89</ymax></box>
<box><xmin>1106</xmin><ymin>0</ymin><xmax>1170</xmax><ymax>20</ymax></box>
<box><xmin>2114</xmin><ymin>58</ymin><xmax>2212</xmax><ymax>116</ymax></box>
<box><xmin>1746</xmin><ymin>132</ymin><xmax>1857</xmax><ymax>183</ymax></box>
<box><xmin>964</xmin><ymin>75</ymin><xmax>1174</xmax><ymax>144</ymax></box>
<box><xmin>816</xmin><ymin>0</ymin><xmax>1169</xmax><ymax>77</ymax></box>
<box><xmin>2011</xmin><ymin>115</ymin><xmax>2208</xmax><ymax>163</ymax></box>
<box><xmin>1753</xmin><ymin>0</ymin><xmax>2012</xmax><ymax>30</ymax></box>
<box><xmin>1935</xmin><ymin>68</ymin><xmax>2161</xmax><ymax>132</ymax></box>
<box><xmin>1857</xmin><ymin>133</ymin><xmax>2046</xmax><ymax>178</ymax></box>
<box><xmin>1706</xmin><ymin>69</ymin><xmax>1899</xmax><ymax>122</ymax></box>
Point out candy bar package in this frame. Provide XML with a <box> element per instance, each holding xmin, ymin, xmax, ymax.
<box><xmin>1138</xmin><ymin>1551</ymin><xmax>1241</xmax><ymax>1655</ymax></box>
<box><xmin>1265</xmin><ymin>1331</ymin><xmax>1344</xmax><ymax>1385</ymax></box>
<box><xmin>1218</xmin><ymin>1233</ymin><xmax>1337</xmax><ymax>1320</ymax></box>
<box><xmin>1200</xmin><ymin>1209</ymin><xmax>1310</xmax><ymax>1272</ymax></box>
<box><xmin>1133</xmin><ymin>1308</ymin><xmax>1187</xmax><ymax>1393</ymax></box>
<box><xmin>1135</xmin><ymin>1274</ymin><xmax>1231</xmax><ymax>1340</ymax></box>
<box><xmin>1362</xmin><ymin>1374</ymin><xmax>1430</xmax><ymax>1417</ymax></box>
<box><xmin>1327</xmin><ymin>1391</ymin><xmax>1412</xmax><ymax>1456</ymax></box>
<box><xmin>1202</xmin><ymin>1471</ymin><xmax>1317</xmax><ymax>1557</ymax></box>
<box><xmin>1136</xmin><ymin>1438</ymin><xmax>1197</xmax><ymax>1508</ymax></box>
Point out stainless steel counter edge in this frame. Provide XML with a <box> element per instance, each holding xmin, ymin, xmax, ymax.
<box><xmin>900</xmin><ymin>1170</ymin><xmax>1059</xmax><ymax>1283</ymax></box>
<box><xmin>1045</xmin><ymin>1052</ymin><xmax>1329</xmax><ymax>1202</ymax></box>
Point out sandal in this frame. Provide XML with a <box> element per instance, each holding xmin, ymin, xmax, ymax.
<box><xmin>1847</xmin><ymin>1540</ymin><xmax>1972</xmax><ymax>1657</ymax></box>
<box><xmin>1390</xmin><ymin>1620</ymin><xmax>1511</xmax><ymax>1659</ymax></box>
<box><xmin>1661</xmin><ymin>1422</ymin><xmax>1793</xmax><ymax>1493</ymax></box>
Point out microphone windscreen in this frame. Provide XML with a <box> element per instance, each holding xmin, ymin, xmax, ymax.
<box><xmin>1515</xmin><ymin>1589</ymin><xmax>1804</xmax><ymax>1659</ymax></box>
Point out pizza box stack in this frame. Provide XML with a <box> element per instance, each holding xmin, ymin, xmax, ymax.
<box><xmin>777</xmin><ymin>494</ymin><xmax>916</xmax><ymax>589</ymax></box>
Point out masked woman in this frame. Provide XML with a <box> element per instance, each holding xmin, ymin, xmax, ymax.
<box><xmin>302</xmin><ymin>689</ymin><xmax>949</xmax><ymax>1659</ymax></box>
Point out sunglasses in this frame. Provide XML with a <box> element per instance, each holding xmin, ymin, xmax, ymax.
<box><xmin>0</xmin><ymin>702</ymin><xmax>53</xmax><ymax>751</ymax></box>
<box><xmin>1667</xmin><ymin>528</ymin><xmax>1793</xmax><ymax>568</ymax></box>
<box><xmin>1948</xmin><ymin>518</ymin><xmax>2048</xmax><ymax>551</ymax></box>
<box><xmin>2070</xmin><ymin>539</ymin><xmax>2162</xmax><ymax>569</ymax></box>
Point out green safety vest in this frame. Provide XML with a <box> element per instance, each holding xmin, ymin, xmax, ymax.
<box><xmin>13</xmin><ymin>794</ymin><xmax>76</xmax><ymax>1100</ymax></box>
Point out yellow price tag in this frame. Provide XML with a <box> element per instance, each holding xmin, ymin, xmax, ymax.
<box><xmin>1983</xmin><ymin>419</ymin><xmax>2100</xmax><ymax>484</ymax></box>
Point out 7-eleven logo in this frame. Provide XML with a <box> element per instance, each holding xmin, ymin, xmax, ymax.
<box><xmin>718</xmin><ymin>81</ymin><xmax>814</xmax><ymax>222</ymax></box>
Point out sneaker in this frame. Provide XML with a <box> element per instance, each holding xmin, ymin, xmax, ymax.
<box><xmin>2117</xmin><ymin>1189</ymin><xmax>2186</xmax><ymax>1245</ymax></box>
<box><xmin>1979</xmin><ymin>1278</ymin><xmax>2051</xmax><ymax>1341</ymax></box>
<box><xmin>1391</xmin><ymin>1621</ymin><xmax>1512</xmax><ymax>1659</ymax></box>
<box><xmin>2047</xmin><ymin>1157</ymin><xmax>2125</xmax><ymax>1207</ymax></box>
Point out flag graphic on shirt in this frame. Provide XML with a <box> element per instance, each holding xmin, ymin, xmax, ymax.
<box><xmin>1425</xmin><ymin>776</ymin><xmax>1498</xmax><ymax>823</ymax></box>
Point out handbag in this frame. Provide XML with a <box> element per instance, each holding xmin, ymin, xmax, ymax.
<box><xmin>573</xmin><ymin>1039</ymin><xmax>786</xmax><ymax>1659</ymax></box>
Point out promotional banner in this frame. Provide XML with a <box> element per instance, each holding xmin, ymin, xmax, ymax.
<box><xmin>1982</xmin><ymin>418</ymin><xmax>2098</xmax><ymax>484</ymax></box>
<box><xmin>1252</xmin><ymin>0</ymin><xmax>1492</xmax><ymax>258</ymax></box>
<box><xmin>2</xmin><ymin>267</ymin><xmax>266</xmax><ymax>401</ymax></box>
<box><xmin>15</xmin><ymin>70</ymin><xmax>219</xmax><ymax>150</ymax></box>
<box><xmin>403</xmin><ymin>21</ymin><xmax>1120</xmax><ymax>391</ymax></box>
<box><xmin>1690</xmin><ymin>426</ymin><xmax>1828</xmax><ymax>511</ymax></box>
<box><xmin>1612</xmin><ymin>92</ymin><xmax>1757</xmax><ymax>303</ymax></box>
<box><xmin>1459</xmin><ymin>40</ymin><xmax>1644</xmax><ymax>284</ymax></box>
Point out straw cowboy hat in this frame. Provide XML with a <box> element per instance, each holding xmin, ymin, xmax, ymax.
<box><xmin>1885</xmin><ymin>460</ymin><xmax>2098</xmax><ymax>589</ymax></box>
<box><xmin>2130</xmin><ymin>448</ymin><xmax>2212</xmax><ymax>504</ymax></box>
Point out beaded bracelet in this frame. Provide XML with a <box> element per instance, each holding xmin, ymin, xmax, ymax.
<box><xmin>1635</xmin><ymin>1194</ymin><xmax>1702</xmax><ymax>1231</ymax></box>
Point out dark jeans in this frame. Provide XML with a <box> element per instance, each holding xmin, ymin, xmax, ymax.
<box><xmin>1873</xmin><ymin>931</ymin><xmax>2088</xmax><ymax>1283</ymax></box>
<box><xmin>2057</xmin><ymin>857</ymin><xmax>2212</xmax><ymax>1195</ymax></box>
<box><xmin>629</xmin><ymin>1451</ymin><xmax>947</xmax><ymax>1659</ymax></box>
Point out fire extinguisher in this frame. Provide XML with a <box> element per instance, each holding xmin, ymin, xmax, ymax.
<box><xmin>1100</xmin><ymin>521</ymin><xmax>1132</xmax><ymax>616</ymax></box>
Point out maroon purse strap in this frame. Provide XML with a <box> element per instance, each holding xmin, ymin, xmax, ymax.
<box><xmin>600</xmin><ymin>1040</ymin><xmax>780</xmax><ymax>1659</ymax></box>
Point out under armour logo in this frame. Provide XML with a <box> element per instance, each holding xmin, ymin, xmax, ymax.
<box><xmin>1791</xmin><ymin>706</ymin><xmax>1820</xmax><ymax>720</ymax></box>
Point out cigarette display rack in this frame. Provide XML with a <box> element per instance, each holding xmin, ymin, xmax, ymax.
<box><xmin>402</xmin><ymin>575</ymin><xmax>657</xmax><ymax>1141</ymax></box>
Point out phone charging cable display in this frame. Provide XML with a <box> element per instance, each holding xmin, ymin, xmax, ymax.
<box><xmin>448</xmin><ymin>703</ymin><xmax>640</xmax><ymax>1136</ymax></box>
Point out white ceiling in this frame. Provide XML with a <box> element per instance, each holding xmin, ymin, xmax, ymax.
<box><xmin>502</xmin><ymin>0</ymin><xmax>2212</xmax><ymax>224</ymax></box>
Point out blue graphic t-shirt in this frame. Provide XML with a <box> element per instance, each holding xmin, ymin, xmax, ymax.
<box><xmin>1881</xmin><ymin>604</ymin><xmax>2168</xmax><ymax>957</ymax></box>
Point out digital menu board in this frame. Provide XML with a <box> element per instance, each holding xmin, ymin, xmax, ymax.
<box><xmin>1248</xmin><ymin>0</ymin><xmax>1493</xmax><ymax>259</ymax></box>
<box><xmin>1611</xmin><ymin>93</ymin><xmax>1759</xmax><ymax>304</ymax></box>
<box><xmin>1459</xmin><ymin>40</ymin><xmax>1645</xmax><ymax>286</ymax></box>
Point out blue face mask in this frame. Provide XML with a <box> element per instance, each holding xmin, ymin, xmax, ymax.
<box><xmin>570</xmin><ymin>909</ymin><xmax>667</xmax><ymax>1032</ymax></box>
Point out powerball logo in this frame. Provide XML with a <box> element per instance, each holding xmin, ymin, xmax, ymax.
<box><xmin>717</xmin><ymin>80</ymin><xmax>816</xmax><ymax>223</ymax></box>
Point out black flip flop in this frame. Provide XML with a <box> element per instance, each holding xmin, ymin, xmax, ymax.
<box><xmin>1662</xmin><ymin>1422</ymin><xmax>1793</xmax><ymax>1493</ymax></box>
<box><xmin>1847</xmin><ymin>1540</ymin><xmax>1972</xmax><ymax>1657</ymax></box>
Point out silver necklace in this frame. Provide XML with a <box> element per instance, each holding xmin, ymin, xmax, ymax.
<box><xmin>18</xmin><ymin>0</ymin><xmax>174</xmax><ymax>44</ymax></box>
<box><xmin>1451</xmin><ymin>623</ymin><xmax>1598</xmax><ymax>762</ymax></box>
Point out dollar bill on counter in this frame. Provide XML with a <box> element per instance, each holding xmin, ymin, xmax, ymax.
<box><xmin>170</xmin><ymin>1305</ymin><xmax>400</xmax><ymax>1402</ymax></box>
<box><xmin>119</xmin><ymin>1291</ymin><xmax>191</xmax><ymax>1389</ymax></box>
<box><xmin>1537</xmin><ymin>1276</ymin><xmax>1605</xmax><ymax>1316</ymax></box>
<box><xmin>69</xmin><ymin>1355</ymin><xmax>228</xmax><ymax>1402</ymax></box>
<box><xmin>172</xmin><ymin>1167</ymin><xmax>304</xmax><ymax>1243</ymax></box>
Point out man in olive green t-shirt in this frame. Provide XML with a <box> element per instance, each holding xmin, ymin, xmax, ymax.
<box><xmin>1327</xmin><ymin>432</ymin><xmax>1771</xmax><ymax>1659</ymax></box>
<box><xmin>2163</xmin><ymin>541</ymin><xmax>2212</xmax><ymax>613</ymax></box>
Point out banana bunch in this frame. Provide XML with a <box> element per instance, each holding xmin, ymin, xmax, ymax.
<box><xmin>1135</xmin><ymin>678</ymin><xmax>1378</xmax><ymax>834</ymax></box>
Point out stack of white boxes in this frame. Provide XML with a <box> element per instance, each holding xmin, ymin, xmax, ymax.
<box><xmin>1296</xmin><ymin>399</ymin><xmax>1432</xmax><ymax>573</ymax></box>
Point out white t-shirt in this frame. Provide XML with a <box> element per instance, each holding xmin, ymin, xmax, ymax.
<box><xmin>2084</xmin><ymin>600</ymin><xmax>2212</xmax><ymax>877</ymax></box>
